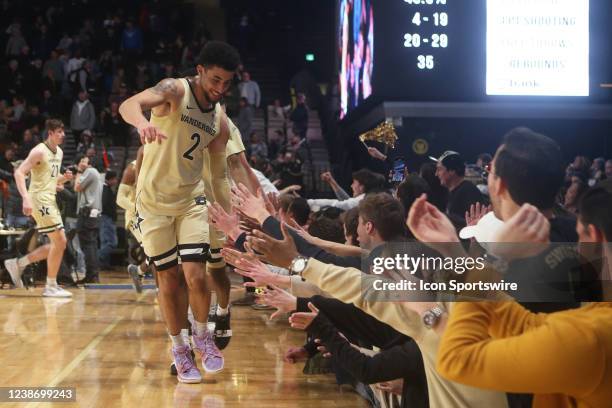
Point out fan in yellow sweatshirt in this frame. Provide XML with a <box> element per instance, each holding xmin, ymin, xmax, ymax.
<box><xmin>437</xmin><ymin>301</ymin><xmax>612</xmax><ymax>408</ymax></box>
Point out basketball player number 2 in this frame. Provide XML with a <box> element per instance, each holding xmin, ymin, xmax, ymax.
<box><xmin>183</xmin><ymin>133</ymin><xmax>201</xmax><ymax>160</ymax></box>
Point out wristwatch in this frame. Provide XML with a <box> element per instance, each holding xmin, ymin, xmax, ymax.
<box><xmin>289</xmin><ymin>256</ymin><xmax>309</xmax><ymax>276</ymax></box>
<box><xmin>422</xmin><ymin>305</ymin><xmax>445</xmax><ymax>329</ymax></box>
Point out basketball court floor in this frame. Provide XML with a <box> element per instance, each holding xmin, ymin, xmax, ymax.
<box><xmin>0</xmin><ymin>271</ymin><xmax>367</xmax><ymax>407</ymax></box>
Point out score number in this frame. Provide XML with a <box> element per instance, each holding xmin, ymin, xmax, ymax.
<box><xmin>417</xmin><ymin>55</ymin><xmax>434</xmax><ymax>70</ymax></box>
<box><xmin>404</xmin><ymin>0</ymin><xmax>447</xmax><ymax>4</ymax></box>
<box><xmin>412</xmin><ymin>12</ymin><xmax>448</xmax><ymax>26</ymax></box>
<box><xmin>403</xmin><ymin>33</ymin><xmax>448</xmax><ymax>48</ymax></box>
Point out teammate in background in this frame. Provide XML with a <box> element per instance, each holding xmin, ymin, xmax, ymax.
<box><xmin>119</xmin><ymin>41</ymin><xmax>238</xmax><ymax>384</ymax></box>
<box><xmin>202</xmin><ymin>114</ymin><xmax>261</xmax><ymax>350</ymax></box>
<box><xmin>4</xmin><ymin>119</ymin><xmax>74</xmax><ymax>297</ymax></box>
<box><xmin>116</xmin><ymin>146</ymin><xmax>146</xmax><ymax>292</ymax></box>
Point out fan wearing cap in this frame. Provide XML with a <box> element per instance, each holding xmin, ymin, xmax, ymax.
<box><xmin>432</xmin><ymin>151</ymin><xmax>484</xmax><ymax>229</ymax></box>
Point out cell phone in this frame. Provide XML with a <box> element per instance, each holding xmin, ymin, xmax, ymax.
<box><xmin>391</xmin><ymin>158</ymin><xmax>406</xmax><ymax>183</ymax></box>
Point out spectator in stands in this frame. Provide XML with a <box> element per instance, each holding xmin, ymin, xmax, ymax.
<box><xmin>111</xmin><ymin>68</ymin><xmax>127</xmax><ymax>96</ymax></box>
<box><xmin>270</xmin><ymin>98</ymin><xmax>287</xmax><ymax>121</ymax></box>
<box><xmin>476</xmin><ymin>153</ymin><xmax>492</xmax><ymax>170</ymax></box>
<box><xmin>0</xmin><ymin>148</ymin><xmax>15</xmax><ymax>180</ymax></box>
<box><xmin>5</xmin><ymin>26</ymin><xmax>27</xmax><ymax>57</ymax></box>
<box><xmin>419</xmin><ymin>162</ymin><xmax>448</xmax><ymax>212</ymax></box>
<box><xmin>42</xmin><ymin>49</ymin><xmax>64</xmax><ymax>85</ymax></box>
<box><xmin>606</xmin><ymin>159</ymin><xmax>612</xmax><ymax>179</ymax></box>
<box><xmin>590</xmin><ymin>157</ymin><xmax>606</xmax><ymax>184</ymax></box>
<box><xmin>100</xmin><ymin>101</ymin><xmax>130</xmax><ymax>146</ymax></box>
<box><xmin>86</xmin><ymin>147</ymin><xmax>105</xmax><ymax>173</ymax></box>
<box><xmin>70</xmin><ymin>90</ymin><xmax>96</xmax><ymax>137</ymax></box>
<box><xmin>23</xmin><ymin>105</ymin><xmax>45</xmax><ymax>131</ymax></box>
<box><xmin>3</xmin><ymin>152</ymin><xmax>31</xmax><ymax>230</ymax></box>
<box><xmin>31</xmin><ymin>24</ymin><xmax>53</xmax><ymax>60</ymax></box>
<box><xmin>121</xmin><ymin>20</ymin><xmax>143</xmax><ymax>56</ymax></box>
<box><xmin>395</xmin><ymin>174</ymin><xmax>431</xmax><ymax>222</ymax></box>
<box><xmin>76</xmin><ymin>130</ymin><xmax>95</xmax><ymax>156</ymax></box>
<box><xmin>74</xmin><ymin>155</ymin><xmax>103</xmax><ymax>284</ymax></box>
<box><xmin>56</xmin><ymin>32</ymin><xmax>73</xmax><ymax>53</ymax></box>
<box><xmin>287</xmin><ymin>197</ymin><xmax>311</xmax><ymax>227</ymax></box>
<box><xmin>17</xmin><ymin>129</ymin><xmax>39</xmax><ymax>159</ymax></box>
<box><xmin>99</xmin><ymin>171</ymin><xmax>118</xmax><ymax>270</ymax></box>
<box><xmin>308</xmin><ymin>169</ymin><xmax>383</xmax><ymax>211</ymax></box>
<box><xmin>40</xmin><ymin>89</ymin><xmax>59</xmax><ymax>118</ymax></box>
<box><xmin>59</xmin><ymin>178</ymin><xmax>86</xmax><ymax>281</ymax></box>
<box><xmin>109</xmin><ymin>83</ymin><xmax>130</xmax><ymax>106</ymax></box>
<box><xmin>433</xmin><ymin>151</ymin><xmax>484</xmax><ymax>228</ymax></box>
<box><xmin>239</xmin><ymin>71</ymin><xmax>261</xmax><ymax>108</ymax></box>
<box><xmin>249</xmin><ymin>131</ymin><xmax>268</xmax><ymax>159</ymax></box>
<box><xmin>268</xmin><ymin>129</ymin><xmax>284</xmax><ymax>160</ymax></box>
<box><xmin>274</xmin><ymin>151</ymin><xmax>304</xmax><ymax>191</ymax></box>
<box><xmin>42</xmin><ymin>69</ymin><xmax>60</xmax><ymax>96</ymax></box>
<box><xmin>290</xmin><ymin>93</ymin><xmax>308</xmax><ymax>139</ymax></box>
<box><xmin>236</xmin><ymin>97</ymin><xmax>253</xmax><ymax>144</ymax></box>
<box><xmin>1</xmin><ymin>60</ymin><xmax>23</xmax><ymax>100</ymax></box>
<box><xmin>8</xmin><ymin>95</ymin><xmax>26</xmax><ymax>124</ymax></box>
<box><xmin>66</xmin><ymin>51</ymin><xmax>86</xmax><ymax>94</ymax></box>
<box><xmin>563</xmin><ymin>179</ymin><xmax>588</xmax><ymax>215</ymax></box>
<box><xmin>566</xmin><ymin>155</ymin><xmax>591</xmax><ymax>184</ymax></box>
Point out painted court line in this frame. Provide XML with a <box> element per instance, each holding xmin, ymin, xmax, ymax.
<box><xmin>25</xmin><ymin>316</ymin><xmax>123</xmax><ymax>408</ymax></box>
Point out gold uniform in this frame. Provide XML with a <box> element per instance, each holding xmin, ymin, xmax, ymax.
<box><xmin>29</xmin><ymin>143</ymin><xmax>64</xmax><ymax>234</ymax></box>
<box><xmin>136</xmin><ymin>78</ymin><xmax>223</xmax><ymax>270</ymax></box>
<box><xmin>202</xmin><ymin>118</ymin><xmax>245</xmax><ymax>267</ymax></box>
<box><xmin>122</xmin><ymin>161</ymin><xmax>142</xmax><ymax>244</ymax></box>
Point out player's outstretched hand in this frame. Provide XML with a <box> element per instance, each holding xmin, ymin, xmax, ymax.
<box><xmin>231</xmin><ymin>184</ymin><xmax>269</xmax><ymax>223</ymax></box>
<box><xmin>137</xmin><ymin>121</ymin><xmax>167</xmax><ymax>144</ymax></box>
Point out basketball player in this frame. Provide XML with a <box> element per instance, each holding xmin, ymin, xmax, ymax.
<box><xmin>4</xmin><ymin>119</ymin><xmax>73</xmax><ymax>297</ymax></box>
<box><xmin>202</xmin><ymin>115</ymin><xmax>261</xmax><ymax>350</ymax></box>
<box><xmin>116</xmin><ymin>147</ymin><xmax>146</xmax><ymax>292</ymax></box>
<box><xmin>119</xmin><ymin>41</ymin><xmax>238</xmax><ymax>384</ymax></box>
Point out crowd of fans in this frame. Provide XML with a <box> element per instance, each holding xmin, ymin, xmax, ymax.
<box><xmin>209</xmin><ymin>126</ymin><xmax>611</xmax><ymax>408</ymax></box>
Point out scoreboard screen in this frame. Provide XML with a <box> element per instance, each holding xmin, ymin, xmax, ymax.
<box><xmin>338</xmin><ymin>0</ymin><xmax>611</xmax><ymax>118</ymax></box>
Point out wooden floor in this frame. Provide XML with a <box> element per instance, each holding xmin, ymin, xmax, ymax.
<box><xmin>0</xmin><ymin>271</ymin><xmax>368</xmax><ymax>408</ymax></box>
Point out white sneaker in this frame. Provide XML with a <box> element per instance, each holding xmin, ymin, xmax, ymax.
<box><xmin>42</xmin><ymin>285</ymin><xmax>73</xmax><ymax>297</ymax></box>
<box><xmin>4</xmin><ymin>258</ymin><xmax>23</xmax><ymax>288</ymax></box>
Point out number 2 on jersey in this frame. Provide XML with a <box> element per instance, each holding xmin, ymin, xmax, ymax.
<box><xmin>183</xmin><ymin>133</ymin><xmax>201</xmax><ymax>160</ymax></box>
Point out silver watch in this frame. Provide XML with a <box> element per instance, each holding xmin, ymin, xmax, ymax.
<box><xmin>289</xmin><ymin>256</ymin><xmax>309</xmax><ymax>276</ymax></box>
<box><xmin>422</xmin><ymin>305</ymin><xmax>445</xmax><ymax>329</ymax></box>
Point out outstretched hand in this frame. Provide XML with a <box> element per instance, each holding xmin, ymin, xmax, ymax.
<box><xmin>231</xmin><ymin>183</ymin><xmax>270</xmax><ymax>223</ymax></box>
<box><xmin>289</xmin><ymin>302</ymin><xmax>319</xmax><ymax>330</ymax></box>
<box><xmin>256</xmin><ymin>284</ymin><xmax>297</xmax><ymax>320</ymax></box>
<box><xmin>234</xmin><ymin>256</ymin><xmax>278</xmax><ymax>288</ymax></box>
<box><xmin>465</xmin><ymin>202</ymin><xmax>491</xmax><ymax>227</ymax></box>
<box><xmin>489</xmin><ymin>203</ymin><xmax>550</xmax><ymax>260</ymax></box>
<box><xmin>247</xmin><ymin>222</ymin><xmax>299</xmax><ymax>268</ymax></box>
<box><xmin>208</xmin><ymin>202</ymin><xmax>241</xmax><ymax>241</ymax></box>
<box><xmin>407</xmin><ymin>194</ymin><xmax>459</xmax><ymax>243</ymax></box>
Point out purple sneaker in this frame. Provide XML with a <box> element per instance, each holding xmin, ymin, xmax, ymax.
<box><xmin>193</xmin><ymin>331</ymin><xmax>224</xmax><ymax>373</ymax></box>
<box><xmin>172</xmin><ymin>345</ymin><xmax>202</xmax><ymax>383</ymax></box>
